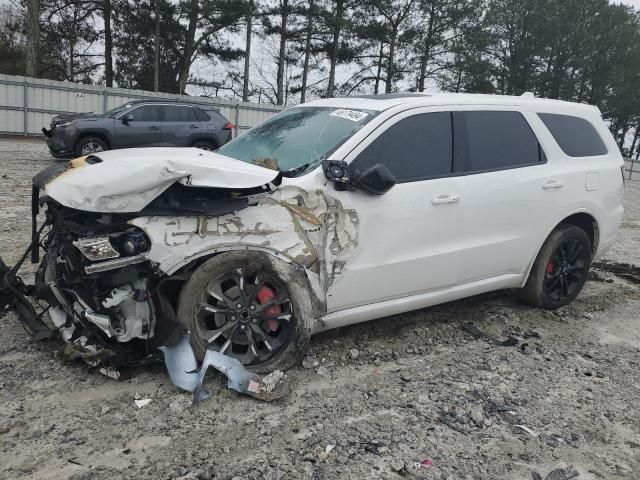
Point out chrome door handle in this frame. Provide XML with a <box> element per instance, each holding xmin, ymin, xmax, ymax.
<box><xmin>189</xmin><ymin>124</ymin><xmax>200</xmax><ymax>129</ymax></box>
<box><xmin>543</xmin><ymin>180</ymin><xmax>564</xmax><ymax>189</ymax></box>
<box><xmin>431</xmin><ymin>194</ymin><xmax>460</xmax><ymax>205</ymax></box>
<box><xmin>148</xmin><ymin>126</ymin><xmax>160</xmax><ymax>130</ymax></box>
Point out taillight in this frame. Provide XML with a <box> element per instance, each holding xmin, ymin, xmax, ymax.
<box><xmin>222</xmin><ymin>122</ymin><xmax>234</xmax><ymax>131</ymax></box>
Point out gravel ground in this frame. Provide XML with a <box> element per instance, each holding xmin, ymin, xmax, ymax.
<box><xmin>1</xmin><ymin>137</ymin><xmax>640</xmax><ymax>480</ymax></box>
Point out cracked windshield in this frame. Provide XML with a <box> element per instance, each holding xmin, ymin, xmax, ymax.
<box><xmin>217</xmin><ymin>107</ymin><xmax>378</xmax><ymax>175</ymax></box>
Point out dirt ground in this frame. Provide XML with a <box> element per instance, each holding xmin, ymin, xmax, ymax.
<box><xmin>1</xmin><ymin>137</ymin><xmax>639</xmax><ymax>480</ymax></box>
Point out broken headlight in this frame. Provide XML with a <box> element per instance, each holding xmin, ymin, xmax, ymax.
<box><xmin>73</xmin><ymin>236</ymin><xmax>120</xmax><ymax>261</ymax></box>
<box><xmin>74</xmin><ymin>229</ymin><xmax>150</xmax><ymax>262</ymax></box>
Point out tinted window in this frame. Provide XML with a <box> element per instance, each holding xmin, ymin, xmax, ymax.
<box><xmin>195</xmin><ymin>108</ymin><xmax>211</xmax><ymax>121</ymax></box>
<box><xmin>351</xmin><ymin>112</ymin><xmax>452</xmax><ymax>182</ymax></box>
<box><xmin>539</xmin><ymin>113</ymin><xmax>607</xmax><ymax>157</ymax></box>
<box><xmin>456</xmin><ymin>111</ymin><xmax>543</xmax><ymax>171</ymax></box>
<box><xmin>129</xmin><ymin>105</ymin><xmax>162</xmax><ymax>122</ymax></box>
<box><xmin>164</xmin><ymin>106</ymin><xmax>198</xmax><ymax>122</ymax></box>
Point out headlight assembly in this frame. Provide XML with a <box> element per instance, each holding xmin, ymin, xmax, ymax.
<box><xmin>73</xmin><ymin>237</ymin><xmax>120</xmax><ymax>261</ymax></box>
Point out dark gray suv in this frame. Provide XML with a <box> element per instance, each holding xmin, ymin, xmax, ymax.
<box><xmin>42</xmin><ymin>100</ymin><xmax>234</xmax><ymax>158</ymax></box>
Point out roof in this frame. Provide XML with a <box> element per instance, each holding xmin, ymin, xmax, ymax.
<box><xmin>301</xmin><ymin>93</ymin><xmax>600</xmax><ymax>116</ymax></box>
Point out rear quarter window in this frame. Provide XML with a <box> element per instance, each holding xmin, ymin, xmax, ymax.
<box><xmin>538</xmin><ymin>113</ymin><xmax>608</xmax><ymax>157</ymax></box>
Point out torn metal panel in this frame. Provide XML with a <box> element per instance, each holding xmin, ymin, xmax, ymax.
<box><xmin>132</xmin><ymin>186</ymin><xmax>360</xmax><ymax>309</ymax></box>
<box><xmin>159</xmin><ymin>335</ymin><xmax>290</xmax><ymax>403</ymax></box>
<box><xmin>42</xmin><ymin>148</ymin><xmax>279</xmax><ymax>213</ymax></box>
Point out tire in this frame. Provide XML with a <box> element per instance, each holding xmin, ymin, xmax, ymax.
<box><xmin>192</xmin><ymin>140</ymin><xmax>217</xmax><ymax>151</ymax></box>
<box><xmin>74</xmin><ymin>136</ymin><xmax>108</xmax><ymax>157</ymax></box>
<box><xmin>177</xmin><ymin>251</ymin><xmax>313</xmax><ymax>373</ymax></box>
<box><xmin>519</xmin><ymin>224</ymin><xmax>593</xmax><ymax>309</ymax></box>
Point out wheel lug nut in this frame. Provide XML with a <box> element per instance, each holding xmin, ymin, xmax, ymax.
<box><xmin>252</xmin><ymin>318</ymin><xmax>258</xmax><ymax>324</ymax></box>
<box><xmin>250</xmin><ymin>305</ymin><xmax>255</xmax><ymax>311</ymax></box>
<box><xmin>236</xmin><ymin>303</ymin><xmax>243</xmax><ymax>309</ymax></box>
<box><xmin>231</xmin><ymin>316</ymin><xmax>236</xmax><ymax>321</ymax></box>
<box><xmin>240</xmin><ymin>325</ymin><xmax>245</xmax><ymax>330</ymax></box>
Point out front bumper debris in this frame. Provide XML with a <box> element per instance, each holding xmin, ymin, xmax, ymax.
<box><xmin>159</xmin><ymin>335</ymin><xmax>290</xmax><ymax>404</ymax></box>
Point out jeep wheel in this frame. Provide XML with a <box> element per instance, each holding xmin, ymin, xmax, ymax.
<box><xmin>519</xmin><ymin>224</ymin><xmax>592</xmax><ymax>310</ymax></box>
<box><xmin>177</xmin><ymin>252</ymin><xmax>312</xmax><ymax>373</ymax></box>
<box><xmin>75</xmin><ymin>136</ymin><xmax>108</xmax><ymax>156</ymax></box>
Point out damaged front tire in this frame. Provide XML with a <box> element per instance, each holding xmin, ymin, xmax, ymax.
<box><xmin>177</xmin><ymin>251</ymin><xmax>312</xmax><ymax>373</ymax></box>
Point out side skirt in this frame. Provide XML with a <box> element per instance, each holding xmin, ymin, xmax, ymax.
<box><xmin>313</xmin><ymin>274</ymin><xmax>525</xmax><ymax>334</ymax></box>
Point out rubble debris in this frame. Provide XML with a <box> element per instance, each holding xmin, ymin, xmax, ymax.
<box><xmin>413</xmin><ymin>459</ymin><xmax>434</xmax><ymax>469</ymax></box>
<box><xmin>362</xmin><ymin>440</ymin><xmax>386</xmax><ymax>455</ymax></box>
<box><xmin>514</xmin><ymin>424</ymin><xmax>539</xmax><ymax>437</ymax></box>
<box><xmin>593</xmin><ymin>261</ymin><xmax>640</xmax><ymax>285</ymax></box>
<box><xmin>100</xmin><ymin>405</ymin><xmax>111</xmax><ymax>416</ymax></box>
<box><xmin>462</xmin><ymin>322</ymin><xmax>518</xmax><ymax>347</ymax></box>
<box><xmin>135</xmin><ymin>399</ymin><xmax>152</xmax><ymax>408</ymax></box>
<box><xmin>159</xmin><ymin>334</ymin><xmax>291</xmax><ymax>404</ymax></box>
<box><xmin>544</xmin><ymin>466</ymin><xmax>579</xmax><ymax>480</ymax></box>
<box><xmin>324</xmin><ymin>444</ymin><xmax>335</xmax><ymax>454</ymax></box>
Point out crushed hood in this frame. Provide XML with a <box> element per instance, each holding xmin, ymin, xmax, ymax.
<box><xmin>39</xmin><ymin>148</ymin><xmax>279</xmax><ymax>213</ymax></box>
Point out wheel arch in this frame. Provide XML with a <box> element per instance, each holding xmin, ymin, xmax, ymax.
<box><xmin>166</xmin><ymin>246</ymin><xmax>325</xmax><ymax>324</ymax></box>
<box><xmin>523</xmin><ymin>210</ymin><xmax>599</xmax><ymax>286</ymax></box>
<box><xmin>74</xmin><ymin>131</ymin><xmax>112</xmax><ymax>150</ymax></box>
<box><xmin>191</xmin><ymin>137</ymin><xmax>219</xmax><ymax>149</ymax></box>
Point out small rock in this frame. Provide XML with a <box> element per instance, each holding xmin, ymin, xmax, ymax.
<box><xmin>302</xmin><ymin>356</ymin><xmax>319</xmax><ymax>369</ymax></box>
<box><xmin>169</xmin><ymin>400</ymin><xmax>184</xmax><ymax>414</ymax></box>
<box><xmin>470</xmin><ymin>408</ymin><xmax>484</xmax><ymax>424</ymax></box>
<box><xmin>374</xmin><ymin>358</ymin><xmax>382</xmax><ymax>366</ymax></box>
<box><xmin>100</xmin><ymin>405</ymin><xmax>111</xmax><ymax>416</ymax></box>
<box><xmin>390</xmin><ymin>459</ymin><xmax>405</xmax><ymax>472</ymax></box>
<box><xmin>316</xmin><ymin>366</ymin><xmax>329</xmax><ymax>376</ymax></box>
<box><xmin>178</xmin><ymin>466</ymin><xmax>189</xmax><ymax>476</ymax></box>
<box><xmin>348</xmin><ymin>348</ymin><xmax>359</xmax><ymax>359</ymax></box>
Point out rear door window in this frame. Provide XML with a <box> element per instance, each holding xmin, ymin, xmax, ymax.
<box><xmin>538</xmin><ymin>113</ymin><xmax>608</xmax><ymax>157</ymax></box>
<box><xmin>351</xmin><ymin>112</ymin><xmax>453</xmax><ymax>182</ymax></box>
<box><xmin>454</xmin><ymin>111</ymin><xmax>544</xmax><ymax>172</ymax></box>
<box><xmin>129</xmin><ymin>105</ymin><xmax>162</xmax><ymax>122</ymax></box>
<box><xmin>164</xmin><ymin>106</ymin><xmax>198</xmax><ymax>122</ymax></box>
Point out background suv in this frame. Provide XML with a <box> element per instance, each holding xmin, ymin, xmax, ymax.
<box><xmin>42</xmin><ymin>99</ymin><xmax>234</xmax><ymax>158</ymax></box>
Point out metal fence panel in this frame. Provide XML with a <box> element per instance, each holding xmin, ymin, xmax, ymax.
<box><xmin>0</xmin><ymin>73</ymin><xmax>282</xmax><ymax>137</ymax></box>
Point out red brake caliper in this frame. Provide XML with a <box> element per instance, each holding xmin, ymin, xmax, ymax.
<box><xmin>546</xmin><ymin>262</ymin><xmax>555</xmax><ymax>274</ymax></box>
<box><xmin>256</xmin><ymin>286</ymin><xmax>281</xmax><ymax>333</ymax></box>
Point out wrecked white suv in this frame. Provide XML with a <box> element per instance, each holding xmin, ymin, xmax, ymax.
<box><xmin>1</xmin><ymin>93</ymin><xmax>625</xmax><ymax>375</ymax></box>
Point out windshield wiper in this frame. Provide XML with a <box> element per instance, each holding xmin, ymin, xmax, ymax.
<box><xmin>281</xmin><ymin>162</ymin><xmax>312</xmax><ymax>178</ymax></box>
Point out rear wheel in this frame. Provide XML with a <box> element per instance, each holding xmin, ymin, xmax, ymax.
<box><xmin>519</xmin><ymin>224</ymin><xmax>592</xmax><ymax>309</ymax></box>
<box><xmin>74</xmin><ymin>136</ymin><xmax>108</xmax><ymax>156</ymax></box>
<box><xmin>177</xmin><ymin>252</ymin><xmax>312</xmax><ymax>373</ymax></box>
<box><xmin>192</xmin><ymin>140</ymin><xmax>216</xmax><ymax>151</ymax></box>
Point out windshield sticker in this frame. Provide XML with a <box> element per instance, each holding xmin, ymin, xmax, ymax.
<box><xmin>330</xmin><ymin>109</ymin><xmax>369</xmax><ymax>122</ymax></box>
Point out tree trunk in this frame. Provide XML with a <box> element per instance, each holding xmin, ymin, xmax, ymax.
<box><xmin>104</xmin><ymin>0</ymin><xmax>113</xmax><ymax>87</ymax></box>
<box><xmin>154</xmin><ymin>0</ymin><xmax>160</xmax><ymax>92</ymax></box>
<box><xmin>417</xmin><ymin>6</ymin><xmax>435</xmax><ymax>92</ymax></box>
<box><xmin>25</xmin><ymin>0</ymin><xmax>40</xmax><ymax>77</ymax></box>
<box><xmin>276</xmin><ymin>0</ymin><xmax>288</xmax><ymax>105</ymax></box>
<box><xmin>179</xmin><ymin>0</ymin><xmax>199</xmax><ymax>94</ymax></box>
<box><xmin>374</xmin><ymin>41</ymin><xmax>383</xmax><ymax>94</ymax></box>
<box><xmin>300</xmin><ymin>0</ymin><xmax>314</xmax><ymax>103</ymax></box>
<box><xmin>327</xmin><ymin>0</ymin><xmax>343</xmax><ymax>97</ymax></box>
<box><xmin>242</xmin><ymin>0</ymin><xmax>254</xmax><ymax>102</ymax></box>
<box><xmin>385</xmin><ymin>27</ymin><xmax>397</xmax><ymax>94</ymax></box>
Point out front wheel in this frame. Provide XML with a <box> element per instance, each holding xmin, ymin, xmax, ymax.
<box><xmin>177</xmin><ymin>252</ymin><xmax>312</xmax><ymax>373</ymax></box>
<box><xmin>519</xmin><ymin>224</ymin><xmax>593</xmax><ymax>310</ymax></box>
<box><xmin>74</xmin><ymin>136</ymin><xmax>108</xmax><ymax>156</ymax></box>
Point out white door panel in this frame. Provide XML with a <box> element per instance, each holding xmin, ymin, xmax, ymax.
<box><xmin>326</xmin><ymin>177</ymin><xmax>463</xmax><ymax>312</ymax></box>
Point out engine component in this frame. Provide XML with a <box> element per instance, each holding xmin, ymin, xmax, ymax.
<box><xmin>101</xmin><ymin>280</ymin><xmax>154</xmax><ymax>342</ymax></box>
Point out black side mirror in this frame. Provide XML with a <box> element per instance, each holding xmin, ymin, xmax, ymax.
<box><xmin>353</xmin><ymin>163</ymin><xmax>397</xmax><ymax>195</ymax></box>
<box><xmin>122</xmin><ymin>114</ymin><xmax>133</xmax><ymax>124</ymax></box>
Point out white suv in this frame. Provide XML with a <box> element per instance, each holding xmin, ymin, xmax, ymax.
<box><xmin>13</xmin><ymin>93</ymin><xmax>625</xmax><ymax>373</ymax></box>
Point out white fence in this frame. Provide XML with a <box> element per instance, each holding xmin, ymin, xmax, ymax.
<box><xmin>0</xmin><ymin>73</ymin><xmax>282</xmax><ymax>137</ymax></box>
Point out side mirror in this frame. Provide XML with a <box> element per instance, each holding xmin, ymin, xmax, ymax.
<box><xmin>353</xmin><ymin>163</ymin><xmax>397</xmax><ymax>195</ymax></box>
<box><xmin>122</xmin><ymin>114</ymin><xmax>133</xmax><ymax>124</ymax></box>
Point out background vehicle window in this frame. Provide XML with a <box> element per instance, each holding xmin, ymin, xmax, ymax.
<box><xmin>195</xmin><ymin>108</ymin><xmax>212</xmax><ymax>121</ymax></box>
<box><xmin>538</xmin><ymin>113</ymin><xmax>608</xmax><ymax>157</ymax></box>
<box><xmin>129</xmin><ymin>105</ymin><xmax>162</xmax><ymax>122</ymax></box>
<box><xmin>456</xmin><ymin>111</ymin><xmax>543</xmax><ymax>172</ymax></box>
<box><xmin>351</xmin><ymin>112</ymin><xmax>452</xmax><ymax>182</ymax></box>
<box><xmin>164</xmin><ymin>106</ymin><xmax>198</xmax><ymax>122</ymax></box>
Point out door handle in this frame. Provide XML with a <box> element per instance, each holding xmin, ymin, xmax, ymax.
<box><xmin>148</xmin><ymin>126</ymin><xmax>160</xmax><ymax>130</ymax></box>
<box><xmin>431</xmin><ymin>194</ymin><xmax>460</xmax><ymax>205</ymax></box>
<box><xmin>543</xmin><ymin>180</ymin><xmax>564</xmax><ymax>190</ymax></box>
<box><xmin>189</xmin><ymin>124</ymin><xmax>200</xmax><ymax>129</ymax></box>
